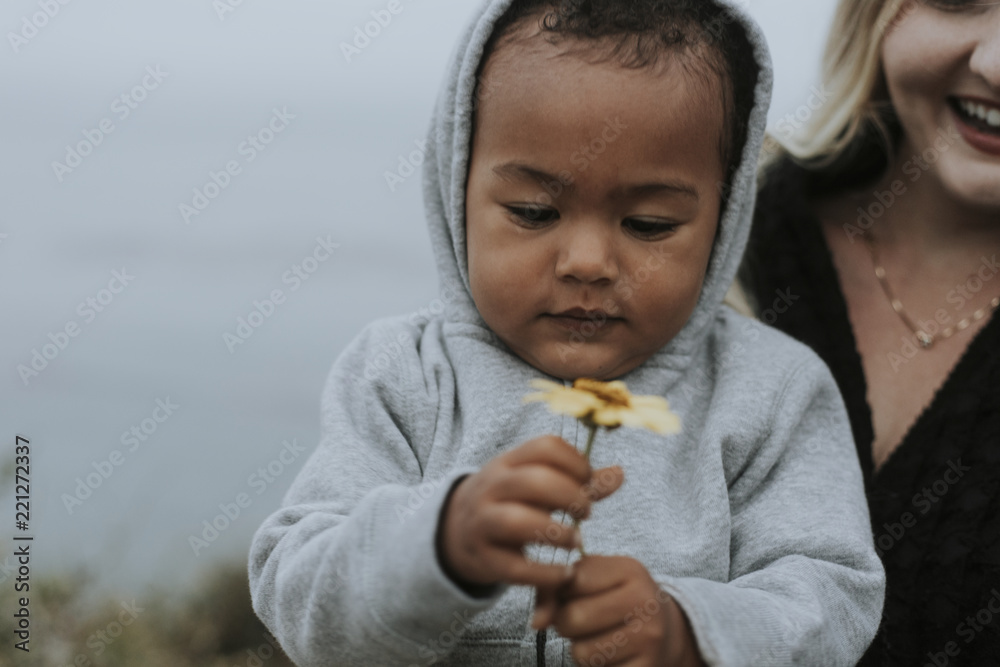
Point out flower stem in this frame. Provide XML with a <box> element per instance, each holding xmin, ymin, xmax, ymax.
<box><xmin>572</xmin><ymin>423</ymin><xmax>600</xmax><ymax>557</ymax></box>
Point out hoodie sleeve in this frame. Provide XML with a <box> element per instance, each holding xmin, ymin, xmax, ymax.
<box><xmin>248</xmin><ymin>319</ymin><xmax>507</xmax><ymax>666</ymax></box>
<box><xmin>658</xmin><ymin>353</ymin><xmax>885</xmax><ymax>667</ymax></box>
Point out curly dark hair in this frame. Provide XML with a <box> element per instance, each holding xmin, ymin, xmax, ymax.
<box><xmin>474</xmin><ymin>0</ymin><xmax>760</xmax><ymax>197</ymax></box>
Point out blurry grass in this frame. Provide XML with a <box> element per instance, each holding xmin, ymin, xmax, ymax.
<box><xmin>0</xmin><ymin>561</ymin><xmax>295</xmax><ymax>667</ymax></box>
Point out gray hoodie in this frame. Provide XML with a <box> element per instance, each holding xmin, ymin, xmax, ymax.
<box><xmin>248</xmin><ymin>1</ymin><xmax>886</xmax><ymax>665</ymax></box>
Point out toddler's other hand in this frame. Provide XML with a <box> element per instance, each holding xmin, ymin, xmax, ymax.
<box><xmin>437</xmin><ymin>435</ymin><xmax>621</xmax><ymax>591</ymax></box>
<box><xmin>535</xmin><ymin>555</ymin><xmax>703</xmax><ymax>667</ymax></box>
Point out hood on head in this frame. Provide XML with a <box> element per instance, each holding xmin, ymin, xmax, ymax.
<box><xmin>421</xmin><ymin>0</ymin><xmax>773</xmax><ymax>368</ymax></box>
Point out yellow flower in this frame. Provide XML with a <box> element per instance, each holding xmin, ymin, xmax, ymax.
<box><xmin>524</xmin><ymin>378</ymin><xmax>681</xmax><ymax>435</ymax></box>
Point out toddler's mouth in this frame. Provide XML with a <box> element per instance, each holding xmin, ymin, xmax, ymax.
<box><xmin>550</xmin><ymin>307</ymin><xmax>618</xmax><ymax>320</ymax></box>
<box><xmin>545</xmin><ymin>308</ymin><xmax>624</xmax><ymax>334</ymax></box>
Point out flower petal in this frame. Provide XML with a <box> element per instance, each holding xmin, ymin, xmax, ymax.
<box><xmin>524</xmin><ymin>380</ymin><xmax>603</xmax><ymax>419</ymax></box>
<box><xmin>591</xmin><ymin>405</ymin><xmax>626</xmax><ymax>428</ymax></box>
<box><xmin>628</xmin><ymin>395</ymin><xmax>665</xmax><ymax>409</ymax></box>
<box><xmin>622</xmin><ymin>404</ymin><xmax>682</xmax><ymax>434</ymax></box>
<box><xmin>523</xmin><ymin>378</ymin><xmax>680</xmax><ymax>435</ymax></box>
<box><xmin>546</xmin><ymin>392</ymin><xmax>603</xmax><ymax>418</ymax></box>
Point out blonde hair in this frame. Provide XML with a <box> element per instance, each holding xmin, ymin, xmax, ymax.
<box><xmin>732</xmin><ymin>0</ymin><xmax>914</xmax><ymax>317</ymax></box>
<box><xmin>773</xmin><ymin>0</ymin><xmax>909</xmax><ymax>167</ymax></box>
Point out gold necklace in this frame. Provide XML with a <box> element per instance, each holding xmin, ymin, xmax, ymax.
<box><xmin>864</xmin><ymin>232</ymin><xmax>1000</xmax><ymax>349</ymax></box>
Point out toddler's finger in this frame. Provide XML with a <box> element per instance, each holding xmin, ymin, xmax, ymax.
<box><xmin>483</xmin><ymin>504</ymin><xmax>582</xmax><ymax>552</ymax></box>
<box><xmin>499</xmin><ymin>550</ymin><xmax>575</xmax><ymax>589</ymax></box>
<box><xmin>492</xmin><ymin>465</ymin><xmax>596</xmax><ymax>518</ymax></box>
<box><xmin>532</xmin><ymin>585</ymin><xmax>558</xmax><ymax>630</ymax></box>
<box><xmin>585</xmin><ymin>466</ymin><xmax>625</xmax><ymax>502</ymax></box>
<box><xmin>503</xmin><ymin>436</ymin><xmax>591</xmax><ymax>483</ymax></box>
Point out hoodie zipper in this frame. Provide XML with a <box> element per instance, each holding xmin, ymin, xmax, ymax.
<box><xmin>536</xmin><ymin>628</ymin><xmax>546</xmax><ymax>666</ymax></box>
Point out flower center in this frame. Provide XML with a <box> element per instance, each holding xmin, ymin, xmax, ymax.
<box><xmin>573</xmin><ymin>378</ymin><xmax>631</xmax><ymax>407</ymax></box>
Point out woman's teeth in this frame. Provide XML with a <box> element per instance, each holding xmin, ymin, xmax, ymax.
<box><xmin>958</xmin><ymin>98</ymin><xmax>1000</xmax><ymax>129</ymax></box>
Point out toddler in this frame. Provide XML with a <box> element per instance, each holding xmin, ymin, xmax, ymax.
<box><xmin>249</xmin><ymin>0</ymin><xmax>885</xmax><ymax>665</ymax></box>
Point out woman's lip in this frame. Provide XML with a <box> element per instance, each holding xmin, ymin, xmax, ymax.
<box><xmin>951</xmin><ymin>105</ymin><xmax>1000</xmax><ymax>157</ymax></box>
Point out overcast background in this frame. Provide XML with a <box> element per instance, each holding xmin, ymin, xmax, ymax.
<box><xmin>0</xmin><ymin>0</ymin><xmax>839</xmax><ymax>599</ymax></box>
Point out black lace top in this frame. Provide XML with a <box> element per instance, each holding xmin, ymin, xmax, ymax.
<box><xmin>741</xmin><ymin>157</ymin><xmax>1000</xmax><ymax>666</ymax></box>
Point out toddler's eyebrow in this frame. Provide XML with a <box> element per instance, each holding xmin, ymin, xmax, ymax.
<box><xmin>491</xmin><ymin>161</ymin><xmax>699</xmax><ymax>201</ymax></box>
<box><xmin>492</xmin><ymin>163</ymin><xmax>568</xmax><ymax>189</ymax></box>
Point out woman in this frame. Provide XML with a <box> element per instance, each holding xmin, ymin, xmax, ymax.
<box><xmin>740</xmin><ymin>0</ymin><xmax>1000</xmax><ymax>664</ymax></box>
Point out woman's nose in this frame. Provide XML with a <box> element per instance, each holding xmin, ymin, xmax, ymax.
<box><xmin>970</xmin><ymin>12</ymin><xmax>1000</xmax><ymax>89</ymax></box>
<box><xmin>554</xmin><ymin>223</ymin><xmax>619</xmax><ymax>285</ymax></box>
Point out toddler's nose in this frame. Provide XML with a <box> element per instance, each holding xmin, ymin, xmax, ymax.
<box><xmin>554</xmin><ymin>224</ymin><xmax>619</xmax><ymax>285</ymax></box>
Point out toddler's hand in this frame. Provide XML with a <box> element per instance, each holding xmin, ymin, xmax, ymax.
<box><xmin>535</xmin><ymin>556</ymin><xmax>703</xmax><ymax>667</ymax></box>
<box><xmin>437</xmin><ymin>435</ymin><xmax>622</xmax><ymax>591</ymax></box>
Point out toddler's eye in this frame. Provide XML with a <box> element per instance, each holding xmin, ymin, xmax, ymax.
<box><xmin>505</xmin><ymin>205</ymin><xmax>559</xmax><ymax>227</ymax></box>
<box><xmin>622</xmin><ymin>217</ymin><xmax>678</xmax><ymax>240</ymax></box>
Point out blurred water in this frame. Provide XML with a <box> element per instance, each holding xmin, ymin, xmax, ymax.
<box><xmin>0</xmin><ymin>0</ymin><xmax>837</xmax><ymax>596</ymax></box>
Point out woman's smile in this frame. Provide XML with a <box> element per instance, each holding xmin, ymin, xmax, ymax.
<box><xmin>950</xmin><ymin>95</ymin><xmax>1000</xmax><ymax>156</ymax></box>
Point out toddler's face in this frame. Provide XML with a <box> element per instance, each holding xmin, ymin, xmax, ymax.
<box><xmin>465</xmin><ymin>30</ymin><xmax>726</xmax><ymax>380</ymax></box>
